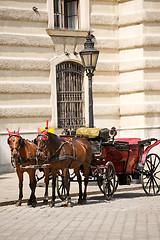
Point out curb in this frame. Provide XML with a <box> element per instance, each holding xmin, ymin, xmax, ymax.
<box><xmin>0</xmin><ymin>186</ymin><xmax>142</xmax><ymax>207</ymax></box>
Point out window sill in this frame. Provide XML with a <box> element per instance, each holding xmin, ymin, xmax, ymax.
<box><xmin>46</xmin><ymin>29</ymin><xmax>88</xmax><ymax>38</ymax></box>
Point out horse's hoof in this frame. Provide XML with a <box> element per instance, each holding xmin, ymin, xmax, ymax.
<box><xmin>32</xmin><ymin>201</ymin><xmax>37</xmax><ymax>208</ymax></box>
<box><xmin>43</xmin><ymin>199</ymin><xmax>48</xmax><ymax>205</ymax></box>
<box><xmin>27</xmin><ymin>199</ymin><xmax>32</xmax><ymax>206</ymax></box>
<box><xmin>78</xmin><ymin>199</ymin><xmax>86</xmax><ymax>204</ymax></box>
<box><xmin>16</xmin><ymin>201</ymin><xmax>21</xmax><ymax>207</ymax></box>
<box><xmin>49</xmin><ymin>201</ymin><xmax>55</xmax><ymax>207</ymax></box>
<box><xmin>67</xmin><ymin>202</ymin><xmax>72</xmax><ymax>207</ymax></box>
<box><xmin>78</xmin><ymin>199</ymin><xmax>83</xmax><ymax>204</ymax></box>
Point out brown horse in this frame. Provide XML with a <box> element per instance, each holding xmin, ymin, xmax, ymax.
<box><xmin>7</xmin><ymin>128</ymin><xmax>50</xmax><ymax>207</ymax></box>
<box><xmin>36</xmin><ymin>128</ymin><xmax>93</xmax><ymax>207</ymax></box>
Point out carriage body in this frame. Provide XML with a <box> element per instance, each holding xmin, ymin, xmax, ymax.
<box><xmin>60</xmin><ymin>127</ymin><xmax>160</xmax><ymax>199</ymax></box>
<box><xmin>93</xmin><ymin>138</ymin><xmax>143</xmax><ymax>175</ymax></box>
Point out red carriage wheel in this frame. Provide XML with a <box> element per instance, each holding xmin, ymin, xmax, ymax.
<box><xmin>102</xmin><ymin>161</ymin><xmax>117</xmax><ymax>200</ymax></box>
<box><xmin>141</xmin><ymin>153</ymin><xmax>160</xmax><ymax>196</ymax></box>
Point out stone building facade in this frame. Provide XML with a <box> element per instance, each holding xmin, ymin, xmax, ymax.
<box><xmin>0</xmin><ymin>0</ymin><xmax>160</xmax><ymax>172</ymax></box>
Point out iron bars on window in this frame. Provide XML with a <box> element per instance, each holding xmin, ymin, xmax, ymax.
<box><xmin>56</xmin><ymin>61</ymin><xmax>85</xmax><ymax>128</ymax></box>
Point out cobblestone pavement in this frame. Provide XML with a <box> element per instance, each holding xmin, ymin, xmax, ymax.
<box><xmin>1</xmin><ymin>187</ymin><xmax>160</xmax><ymax>240</ymax></box>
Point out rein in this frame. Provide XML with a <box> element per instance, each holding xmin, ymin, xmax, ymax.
<box><xmin>36</xmin><ymin>138</ymin><xmax>76</xmax><ymax>169</ymax></box>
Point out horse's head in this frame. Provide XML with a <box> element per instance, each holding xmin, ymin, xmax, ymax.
<box><xmin>6</xmin><ymin>127</ymin><xmax>23</xmax><ymax>158</ymax></box>
<box><xmin>36</xmin><ymin>128</ymin><xmax>50</xmax><ymax>159</ymax></box>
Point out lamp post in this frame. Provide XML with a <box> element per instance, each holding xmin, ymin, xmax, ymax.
<box><xmin>79</xmin><ymin>31</ymin><xmax>99</xmax><ymax>128</ymax></box>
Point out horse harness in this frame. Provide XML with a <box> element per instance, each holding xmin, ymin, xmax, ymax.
<box><xmin>37</xmin><ymin>134</ymin><xmax>77</xmax><ymax>168</ymax></box>
<box><xmin>37</xmin><ymin>134</ymin><xmax>90</xmax><ymax>169</ymax></box>
<box><xmin>8</xmin><ymin>134</ymin><xmax>37</xmax><ymax>168</ymax></box>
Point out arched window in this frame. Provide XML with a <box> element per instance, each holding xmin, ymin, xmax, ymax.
<box><xmin>54</xmin><ymin>0</ymin><xmax>79</xmax><ymax>30</ymax></box>
<box><xmin>56</xmin><ymin>61</ymin><xmax>85</xmax><ymax>128</ymax></box>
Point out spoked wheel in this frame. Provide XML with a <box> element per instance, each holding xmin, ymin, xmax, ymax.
<box><xmin>103</xmin><ymin>161</ymin><xmax>117</xmax><ymax>200</ymax></box>
<box><xmin>56</xmin><ymin>170</ymin><xmax>70</xmax><ymax>201</ymax></box>
<box><xmin>141</xmin><ymin>153</ymin><xmax>160</xmax><ymax>196</ymax></box>
<box><xmin>97</xmin><ymin>174</ymin><xmax>104</xmax><ymax>194</ymax></box>
<box><xmin>98</xmin><ymin>173</ymin><xmax>118</xmax><ymax>194</ymax></box>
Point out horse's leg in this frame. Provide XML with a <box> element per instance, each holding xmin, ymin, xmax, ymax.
<box><xmin>83</xmin><ymin>165</ymin><xmax>90</xmax><ymax>203</ymax></box>
<box><xmin>63</xmin><ymin>168</ymin><xmax>72</xmax><ymax>207</ymax></box>
<box><xmin>43</xmin><ymin>168</ymin><xmax>50</xmax><ymax>204</ymax></box>
<box><xmin>50</xmin><ymin>169</ymin><xmax>56</xmax><ymax>207</ymax></box>
<box><xmin>16</xmin><ymin>170</ymin><xmax>23</xmax><ymax>206</ymax></box>
<box><xmin>28</xmin><ymin>170</ymin><xmax>37</xmax><ymax>207</ymax></box>
<box><xmin>74</xmin><ymin>167</ymin><xmax>83</xmax><ymax>204</ymax></box>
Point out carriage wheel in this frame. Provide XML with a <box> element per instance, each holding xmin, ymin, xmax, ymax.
<box><xmin>56</xmin><ymin>170</ymin><xmax>70</xmax><ymax>201</ymax></box>
<box><xmin>98</xmin><ymin>173</ymin><xmax>118</xmax><ymax>194</ymax></box>
<box><xmin>141</xmin><ymin>153</ymin><xmax>160</xmax><ymax>196</ymax></box>
<box><xmin>97</xmin><ymin>174</ymin><xmax>104</xmax><ymax>194</ymax></box>
<box><xmin>103</xmin><ymin>161</ymin><xmax>116</xmax><ymax>200</ymax></box>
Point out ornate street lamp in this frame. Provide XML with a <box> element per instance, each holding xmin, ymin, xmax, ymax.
<box><xmin>79</xmin><ymin>31</ymin><xmax>99</xmax><ymax>128</ymax></box>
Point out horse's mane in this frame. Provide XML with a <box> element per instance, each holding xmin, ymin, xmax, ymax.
<box><xmin>47</xmin><ymin>132</ymin><xmax>61</xmax><ymax>146</ymax></box>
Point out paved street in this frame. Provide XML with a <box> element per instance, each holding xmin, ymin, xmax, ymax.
<box><xmin>0</xmin><ymin>172</ymin><xmax>160</xmax><ymax>240</ymax></box>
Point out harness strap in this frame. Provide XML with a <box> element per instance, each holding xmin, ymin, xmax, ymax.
<box><xmin>23</xmin><ymin>140</ymin><xmax>33</xmax><ymax>159</ymax></box>
<box><xmin>49</xmin><ymin>141</ymin><xmax>68</xmax><ymax>159</ymax></box>
<box><xmin>66</xmin><ymin>141</ymin><xmax>76</xmax><ymax>169</ymax></box>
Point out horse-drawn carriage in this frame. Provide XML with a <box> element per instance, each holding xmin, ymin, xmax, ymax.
<box><xmin>7</xmin><ymin>125</ymin><xmax>160</xmax><ymax>207</ymax></box>
<box><xmin>57</xmin><ymin>127</ymin><xmax>160</xmax><ymax>200</ymax></box>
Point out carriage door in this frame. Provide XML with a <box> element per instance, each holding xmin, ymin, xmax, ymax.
<box><xmin>56</xmin><ymin>61</ymin><xmax>85</xmax><ymax>128</ymax></box>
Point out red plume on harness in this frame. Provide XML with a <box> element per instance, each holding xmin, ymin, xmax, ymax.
<box><xmin>6</xmin><ymin>127</ymin><xmax>21</xmax><ymax>141</ymax></box>
<box><xmin>6</xmin><ymin>127</ymin><xmax>20</xmax><ymax>136</ymax></box>
<box><xmin>37</xmin><ymin>128</ymin><xmax>49</xmax><ymax>141</ymax></box>
<box><xmin>6</xmin><ymin>127</ymin><xmax>20</xmax><ymax>141</ymax></box>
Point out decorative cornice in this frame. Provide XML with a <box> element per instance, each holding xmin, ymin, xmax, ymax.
<box><xmin>0</xmin><ymin>6</ymin><xmax>48</xmax><ymax>23</ymax></box>
<box><xmin>0</xmin><ymin>33</ymin><xmax>54</xmax><ymax>48</ymax></box>
<box><xmin>0</xmin><ymin>82</ymin><xmax>51</xmax><ymax>94</ymax></box>
<box><xmin>0</xmin><ymin>106</ymin><xmax>52</xmax><ymax>118</ymax></box>
<box><xmin>0</xmin><ymin>57</ymin><xmax>50</xmax><ymax>71</ymax></box>
<box><xmin>46</xmin><ymin>29</ymin><xmax>88</xmax><ymax>38</ymax></box>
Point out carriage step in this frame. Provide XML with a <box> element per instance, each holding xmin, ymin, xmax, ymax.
<box><xmin>20</xmin><ymin>164</ymin><xmax>51</xmax><ymax>169</ymax></box>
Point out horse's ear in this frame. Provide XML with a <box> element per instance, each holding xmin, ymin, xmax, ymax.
<box><xmin>17</xmin><ymin>127</ymin><xmax>20</xmax><ymax>135</ymax></box>
<box><xmin>38</xmin><ymin>128</ymin><xmax>41</xmax><ymax>134</ymax></box>
<box><xmin>6</xmin><ymin>128</ymin><xmax>10</xmax><ymax>135</ymax></box>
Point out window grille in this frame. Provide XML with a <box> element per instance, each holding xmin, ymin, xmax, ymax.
<box><xmin>56</xmin><ymin>62</ymin><xmax>85</xmax><ymax>128</ymax></box>
<box><xmin>54</xmin><ymin>0</ymin><xmax>79</xmax><ymax>30</ymax></box>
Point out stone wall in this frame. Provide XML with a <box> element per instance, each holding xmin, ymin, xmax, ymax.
<box><xmin>119</xmin><ymin>0</ymin><xmax>160</xmax><ymax>139</ymax></box>
<box><xmin>1</xmin><ymin>0</ymin><xmax>160</xmax><ymax>172</ymax></box>
<box><xmin>0</xmin><ymin>0</ymin><xmax>52</xmax><ymax>172</ymax></box>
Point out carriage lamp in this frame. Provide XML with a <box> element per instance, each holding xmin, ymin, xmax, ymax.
<box><xmin>79</xmin><ymin>31</ymin><xmax>99</xmax><ymax>128</ymax></box>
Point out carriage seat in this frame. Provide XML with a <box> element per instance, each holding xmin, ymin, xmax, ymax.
<box><xmin>76</xmin><ymin>128</ymin><xmax>102</xmax><ymax>138</ymax></box>
<box><xmin>76</xmin><ymin>127</ymin><xmax>110</xmax><ymax>141</ymax></box>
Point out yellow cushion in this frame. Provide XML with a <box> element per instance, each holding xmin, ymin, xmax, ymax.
<box><xmin>76</xmin><ymin>128</ymin><xmax>102</xmax><ymax>138</ymax></box>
